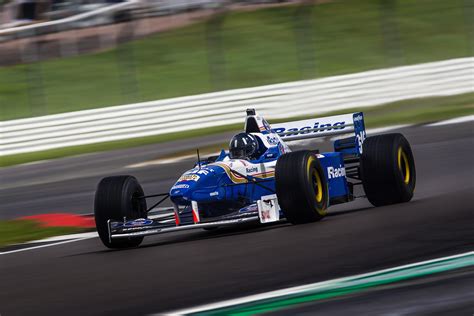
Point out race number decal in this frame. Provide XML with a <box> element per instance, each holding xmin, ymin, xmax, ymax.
<box><xmin>356</xmin><ymin>130</ymin><xmax>366</xmax><ymax>154</ymax></box>
<box><xmin>353</xmin><ymin>113</ymin><xmax>366</xmax><ymax>154</ymax></box>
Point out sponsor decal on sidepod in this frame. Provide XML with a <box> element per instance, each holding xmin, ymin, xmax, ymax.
<box><xmin>327</xmin><ymin>166</ymin><xmax>346</xmax><ymax>179</ymax></box>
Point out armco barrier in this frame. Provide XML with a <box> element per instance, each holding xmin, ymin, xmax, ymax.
<box><xmin>1</xmin><ymin>57</ymin><xmax>473</xmax><ymax>156</ymax></box>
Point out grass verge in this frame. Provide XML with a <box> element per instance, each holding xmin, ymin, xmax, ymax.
<box><xmin>0</xmin><ymin>0</ymin><xmax>471</xmax><ymax>120</ymax></box>
<box><xmin>1</xmin><ymin>92</ymin><xmax>473</xmax><ymax>168</ymax></box>
<box><xmin>0</xmin><ymin>220</ymin><xmax>91</xmax><ymax>248</ymax></box>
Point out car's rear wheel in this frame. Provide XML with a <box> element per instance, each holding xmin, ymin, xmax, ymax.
<box><xmin>360</xmin><ymin>133</ymin><xmax>416</xmax><ymax>206</ymax></box>
<box><xmin>94</xmin><ymin>175</ymin><xmax>147</xmax><ymax>248</ymax></box>
<box><xmin>275</xmin><ymin>150</ymin><xmax>329</xmax><ymax>224</ymax></box>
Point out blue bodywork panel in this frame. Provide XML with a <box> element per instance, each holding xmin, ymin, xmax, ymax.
<box><xmin>169</xmin><ymin>112</ymin><xmax>366</xmax><ymax>220</ymax></box>
<box><xmin>318</xmin><ymin>152</ymin><xmax>350</xmax><ymax>201</ymax></box>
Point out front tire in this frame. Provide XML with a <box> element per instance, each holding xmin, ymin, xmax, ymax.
<box><xmin>360</xmin><ymin>133</ymin><xmax>416</xmax><ymax>206</ymax></box>
<box><xmin>275</xmin><ymin>151</ymin><xmax>329</xmax><ymax>224</ymax></box>
<box><xmin>94</xmin><ymin>175</ymin><xmax>147</xmax><ymax>249</ymax></box>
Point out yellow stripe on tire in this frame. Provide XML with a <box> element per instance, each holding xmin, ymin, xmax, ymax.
<box><xmin>307</xmin><ymin>156</ymin><xmax>323</xmax><ymax>203</ymax></box>
<box><xmin>398</xmin><ymin>147</ymin><xmax>410</xmax><ymax>184</ymax></box>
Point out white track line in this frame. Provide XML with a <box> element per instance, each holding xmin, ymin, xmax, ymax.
<box><xmin>162</xmin><ymin>251</ymin><xmax>474</xmax><ymax>315</ymax></box>
<box><xmin>126</xmin><ymin>151</ymin><xmax>221</xmax><ymax>168</ymax></box>
<box><xmin>0</xmin><ymin>235</ymin><xmax>97</xmax><ymax>255</ymax></box>
<box><xmin>126</xmin><ymin>154</ymin><xmax>196</xmax><ymax>168</ymax></box>
<box><xmin>366</xmin><ymin>124</ymin><xmax>412</xmax><ymax>134</ymax></box>
<box><xmin>428</xmin><ymin>115</ymin><xmax>474</xmax><ymax>126</ymax></box>
<box><xmin>24</xmin><ymin>232</ymin><xmax>98</xmax><ymax>244</ymax></box>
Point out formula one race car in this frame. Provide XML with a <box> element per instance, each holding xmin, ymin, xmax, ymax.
<box><xmin>94</xmin><ymin>109</ymin><xmax>416</xmax><ymax>248</ymax></box>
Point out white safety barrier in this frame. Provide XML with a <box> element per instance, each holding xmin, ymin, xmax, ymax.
<box><xmin>1</xmin><ymin>57</ymin><xmax>473</xmax><ymax>156</ymax></box>
<box><xmin>0</xmin><ymin>0</ymin><xmax>138</xmax><ymax>38</ymax></box>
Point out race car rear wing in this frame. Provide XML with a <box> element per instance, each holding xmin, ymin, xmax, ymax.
<box><xmin>271</xmin><ymin>112</ymin><xmax>366</xmax><ymax>154</ymax></box>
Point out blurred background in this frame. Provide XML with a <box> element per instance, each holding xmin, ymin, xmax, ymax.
<box><xmin>0</xmin><ymin>0</ymin><xmax>472</xmax><ymax>120</ymax></box>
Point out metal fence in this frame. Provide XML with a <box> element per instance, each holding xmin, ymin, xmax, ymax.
<box><xmin>1</xmin><ymin>57</ymin><xmax>472</xmax><ymax>156</ymax></box>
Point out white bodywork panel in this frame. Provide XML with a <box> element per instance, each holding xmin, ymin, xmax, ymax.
<box><xmin>258</xmin><ymin>194</ymin><xmax>281</xmax><ymax>223</ymax></box>
<box><xmin>271</xmin><ymin>113</ymin><xmax>356</xmax><ymax>141</ymax></box>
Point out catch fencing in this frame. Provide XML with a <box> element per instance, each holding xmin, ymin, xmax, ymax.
<box><xmin>1</xmin><ymin>57</ymin><xmax>473</xmax><ymax>156</ymax></box>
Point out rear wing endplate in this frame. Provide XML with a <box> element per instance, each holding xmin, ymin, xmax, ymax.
<box><xmin>271</xmin><ymin>112</ymin><xmax>366</xmax><ymax>154</ymax></box>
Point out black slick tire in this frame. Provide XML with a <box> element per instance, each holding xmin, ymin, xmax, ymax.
<box><xmin>275</xmin><ymin>150</ymin><xmax>329</xmax><ymax>224</ymax></box>
<box><xmin>94</xmin><ymin>175</ymin><xmax>147</xmax><ymax>249</ymax></box>
<box><xmin>360</xmin><ymin>133</ymin><xmax>416</xmax><ymax>206</ymax></box>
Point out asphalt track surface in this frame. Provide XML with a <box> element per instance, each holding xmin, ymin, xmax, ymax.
<box><xmin>269</xmin><ymin>268</ymin><xmax>474</xmax><ymax>315</ymax></box>
<box><xmin>1</xmin><ymin>122</ymin><xmax>473</xmax><ymax>315</ymax></box>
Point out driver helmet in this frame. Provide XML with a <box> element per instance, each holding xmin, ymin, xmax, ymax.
<box><xmin>229</xmin><ymin>133</ymin><xmax>259</xmax><ymax>160</ymax></box>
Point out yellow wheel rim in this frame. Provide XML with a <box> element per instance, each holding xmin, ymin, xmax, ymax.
<box><xmin>398</xmin><ymin>147</ymin><xmax>410</xmax><ymax>184</ymax></box>
<box><xmin>313</xmin><ymin>170</ymin><xmax>323</xmax><ymax>203</ymax></box>
<box><xmin>307</xmin><ymin>156</ymin><xmax>323</xmax><ymax>203</ymax></box>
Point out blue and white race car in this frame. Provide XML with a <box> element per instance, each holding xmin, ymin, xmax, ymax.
<box><xmin>94</xmin><ymin>109</ymin><xmax>416</xmax><ymax>248</ymax></box>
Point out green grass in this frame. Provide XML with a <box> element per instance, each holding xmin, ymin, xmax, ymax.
<box><xmin>0</xmin><ymin>0</ymin><xmax>471</xmax><ymax>120</ymax></box>
<box><xmin>0</xmin><ymin>220</ymin><xmax>89</xmax><ymax>247</ymax></box>
<box><xmin>1</xmin><ymin>93</ymin><xmax>472</xmax><ymax>168</ymax></box>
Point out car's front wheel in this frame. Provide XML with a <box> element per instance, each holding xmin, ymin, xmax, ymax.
<box><xmin>275</xmin><ymin>150</ymin><xmax>329</xmax><ymax>224</ymax></box>
<box><xmin>94</xmin><ymin>175</ymin><xmax>147</xmax><ymax>249</ymax></box>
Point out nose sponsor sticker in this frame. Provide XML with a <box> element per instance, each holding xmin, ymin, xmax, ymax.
<box><xmin>178</xmin><ymin>174</ymin><xmax>200</xmax><ymax>182</ymax></box>
<box><xmin>172</xmin><ymin>184</ymin><xmax>190</xmax><ymax>189</ymax></box>
<box><xmin>327</xmin><ymin>165</ymin><xmax>346</xmax><ymax>179</ymax></box>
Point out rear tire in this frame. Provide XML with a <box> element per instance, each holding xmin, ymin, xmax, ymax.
<box><xmin>94</xmin><ymin>176</ymin><xmax>147</xmax><ymax>249</ymax></box>
<box><xmin>275</xmin><ymin>151</ymin><xmax>329</xmax><ymax>224</ymax></box>
<box><xmin>360</xmin><ymin>133</ymin><xmax>416</xmax><ymax>206</ymax></box>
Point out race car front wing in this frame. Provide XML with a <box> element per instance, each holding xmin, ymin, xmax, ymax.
<box><xmin>107</xmin><ymin>211</ymin><xmax>260</xmax><ymax>241</ymax></box>
<box><xmin>107</xmin><ymin>193</ymin><xmax>282</xmax><ymax>241</ymax></box>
